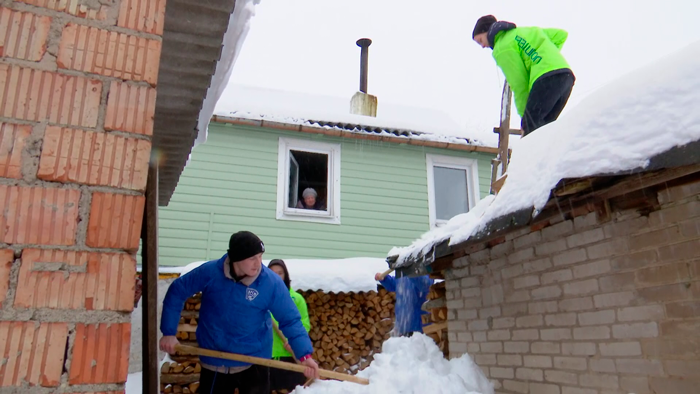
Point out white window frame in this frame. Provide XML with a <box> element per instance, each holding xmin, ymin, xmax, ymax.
<box><xmin>276</xmin><ymin>137</ymin><xmax>341</xmax><ymax>225</ymax></box>
<box><xmin>426</xmin><ymin>154</ymin><xmax>481</xmax><ymax>228</ymax></box>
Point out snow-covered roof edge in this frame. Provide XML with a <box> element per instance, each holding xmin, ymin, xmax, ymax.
<box><xmin>212</xmin><ymin>112</ymin><xmax>500</xmax><ymax>154</ymax></box>
<box><xmin>389</xmin><ymin>40</ymin><xmax>700</xmax><ymax>269</ymax></box>
<box><xmin>194</xmin><ymin>0</ymin><xmax>261</xmax><ymax>150</ymax></box>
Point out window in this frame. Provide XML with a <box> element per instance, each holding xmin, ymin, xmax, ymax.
<box><xmin>426</xmin><ymin>154</ymin><xmax>480</xmax><ymax>228</ymax></box>
<box><xmin>276</xmin><ymin>138</ymin><xmax>341</xmax><ymax>224</ymax></box>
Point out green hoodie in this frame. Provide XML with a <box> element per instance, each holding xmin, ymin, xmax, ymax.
<box><xmin>492</xmin><ymin>26</ymin><xmax>571</xmax><ymax>116</ymax></box>
<box><xmin>272</xmin><ymin>288</ymin><xmax>310</xmax><ymax>358</ymax></box>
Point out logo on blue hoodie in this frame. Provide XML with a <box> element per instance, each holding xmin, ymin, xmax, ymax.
<box><xmin>246</xmin><ymin>288</ymin><xmax>259</xmax><ymax>301</ymax></box>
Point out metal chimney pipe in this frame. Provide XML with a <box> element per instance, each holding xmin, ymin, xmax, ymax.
<box><xmin>356</xmin><ymin>38</ymin><xmax>372</xmax><ymax>93</ymax></box>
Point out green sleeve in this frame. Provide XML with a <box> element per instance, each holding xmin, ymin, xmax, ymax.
<box><xmin>544</xmin><ymin>28</ymin><xmax>568</xmax><ymax>49</ymax></box>
<box><xmin>293</xmin><ymin>292</ymin><xmax>310</xmax><ymax>332</ymax></box>
<box><xmin>493</xmin><ymin>47</ymin><xmax>530</xmax><ymax>117</ymax></box>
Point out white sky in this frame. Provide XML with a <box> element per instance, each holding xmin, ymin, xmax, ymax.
<box><xmin>222</xmin><ymin>0</ymin><xmax>700</xmax><ymax>142</ymax></box>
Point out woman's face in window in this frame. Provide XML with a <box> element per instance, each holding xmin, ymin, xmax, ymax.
<box><xmin>304</xmin><ymin>195</ymin><xmax>316</xmax><ymax>207</ymax></box>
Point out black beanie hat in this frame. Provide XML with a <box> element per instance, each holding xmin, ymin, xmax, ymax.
<box><xmin>473</xmin><ymin>15</ymin><xmax>497</xmax><ymax>38</ymax></box>
<box><xmin>227</xmin><ymin>231</ymin><xmax>265</xmax><ymax>263</ymax></box>
<box><xmin>268</xmin><ymin>259</ymin><xmax>291</xmax><ymax>289</ymax></box>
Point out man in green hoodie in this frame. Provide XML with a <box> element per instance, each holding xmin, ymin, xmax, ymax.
<box><xmin>472</xmin><ymin>15</ymin><xmax>575</xmax><ymax>136</ymax></box>
<box><xmin>268</xmin><ymin>259</ymin><xmax>311</xmax><ymax>392</ymax></box>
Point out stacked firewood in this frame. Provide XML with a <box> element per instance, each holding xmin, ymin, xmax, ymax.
<box><xmin>160</xmin><ymin>296</ymin><xmax>203</xmax><ymax>393</ymax></box>
<box><xmin>160</xmin><ymin>289</ymin><xmax>396</xmax><ymax>393</ymax></box>
<box><xmin>421</xmin><ymin>280</ymin><xmax>449</xmax><ymax>356</ymax></box>
<box><xmin>299</xmin><ymin>289</ymin><xmax>395</xmax><ymax>374</ymax></box>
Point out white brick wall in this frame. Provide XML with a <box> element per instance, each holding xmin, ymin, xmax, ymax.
<box><xmin>445</xmin><ymin>179</ymin><xmax>700</xmax><ymax>394</ymax></box>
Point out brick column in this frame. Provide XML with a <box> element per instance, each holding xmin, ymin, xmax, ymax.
<box><xmin>0</xmin><ymin>0</ymin><xmax>165</xmax><ymax>392</ymax></box>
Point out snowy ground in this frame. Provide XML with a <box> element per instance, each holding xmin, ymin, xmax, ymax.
<box><xmin>293</xmin><ymin>334</ymin><xmax>492</xmax><ymax>394</ymax></box>
<box><xmin>126</xmin><ymin>335</ymin><xmax>490</xmax><ymax>394</ymax></box>
<box><xmin>391</xmin><ymin>40</ymin><xmax>700</xmax><ymax>265</ymax></box>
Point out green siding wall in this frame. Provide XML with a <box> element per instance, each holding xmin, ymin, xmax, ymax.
<box><xmin>157</xmin><ymin>122</ymin><xmax>494</xmax><ymax>266</ymax></box>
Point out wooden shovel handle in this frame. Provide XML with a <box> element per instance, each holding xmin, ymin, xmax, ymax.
<box><xmin>272</xmin><ymin>322</ymin><xmax>299</xmax><ymax>363</ymax></box>
<box><xmin>378</xmin><ymin>268</ymin><xmax>394</xmax><ymax>281</ymax></box>
<box><xmin>174</xmin><ymin>344</ymin><xmax>370</xmax><ymax>385</ymax></box>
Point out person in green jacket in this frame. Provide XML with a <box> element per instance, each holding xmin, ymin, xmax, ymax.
<box><xmin>268</xmin><ymin>259</ymin><xmax>311</xmax><ymax>392</ymax></box>
<box><xmin>472</xmin><ymin>15</ymin><xmax>575</xmax><ymax>136</ymax></box>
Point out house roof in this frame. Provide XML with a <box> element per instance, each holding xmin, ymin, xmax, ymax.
<box><xmin>153</xmin><ymin>0</ymin><xmax>253</xmax><ymax>206</ymax></box>
<box><xmin>388</xmin><ymin>40</ymin><xmax>700</xmax><ymax>274</ymax></box>
<box><xmin>211</xmin><ymin>113</ymin><xmax>500</xmax><ymax>154</ymax></box>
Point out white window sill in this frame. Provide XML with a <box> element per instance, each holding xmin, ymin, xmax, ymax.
<box><xmin>276</xmin><ymin>210</ymin><xmax>341</xmax><ymax>225</ymax></box>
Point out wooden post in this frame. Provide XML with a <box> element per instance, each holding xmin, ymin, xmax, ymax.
<box><xmin>490</xmin><ymin>81</ymin><xmax>517</xmax><ymax>193</ymax></box>
<box><xmin>498</xmin><ymin>82</ymin><xmax>513</xmax><ymax>175</ymax></box>
<box><xmin>141</xmin><ymin>159</ymin><xmax>159</xmax><ymax>394</ymax></box>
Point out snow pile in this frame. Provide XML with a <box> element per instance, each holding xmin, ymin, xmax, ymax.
<box><xmin>293</xmin><ymin>334</ymin><xmax>493</xmax><ymax>394</ymax></box>
<box><xmin>392</xmin><ymin>40</ymin><xmax>700</xmax><ymax>265</ymax></box>
<box><xmin>158</xmin><ymin>257</ymin><xmax>390</xmax><ymax>293</ymax></box>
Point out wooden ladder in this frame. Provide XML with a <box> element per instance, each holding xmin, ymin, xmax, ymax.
<box><xmin>490</xmin><ymin>82</ymin><xmax>522</xmax><ymax>194</ymax></box>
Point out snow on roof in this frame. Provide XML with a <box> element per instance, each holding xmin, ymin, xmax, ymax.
<box><xmin>158</xmin><ymin>257</ymin><xmax>390</xmax><ymax>293</ymax></box>
<box><xmin>213</xmin><ymin>85</ymin><xmax>497</xmax><ymax>148</ymax></box>
<box><xmin>295</xmin><ymin>334</ymin><xmax>493</xmax><ymax>394</ymax></box>
<box><xmin>194</xmin><ymin>0</ymin><xmax>260</xmax><ymax>148</ymax></box>
<box><xmin>391</xmin><ymin>40</ymin><xmax>700</xmax><ymax>266</ymax></box>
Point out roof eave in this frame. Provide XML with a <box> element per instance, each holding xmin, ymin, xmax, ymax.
<box><xmin>211</xmin><ymin>114</ymin><xmax>500</xmax><ymax>154</ymax></box>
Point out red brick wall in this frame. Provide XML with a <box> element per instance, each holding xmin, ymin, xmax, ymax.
<box><xmin>446</xmin><ymin>179</ymin><xmax>700</xmax><ymax>394</ymax></box>
<box><xmin>0</xmin><ymin>0</ymin><xmax>164</xmax><ymax>392</ymax></box>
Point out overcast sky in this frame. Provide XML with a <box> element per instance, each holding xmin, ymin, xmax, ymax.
<box><xmin>222</xmin><ymin>0</ymin><xmax>700</xmax><ymax>141</ymax></box>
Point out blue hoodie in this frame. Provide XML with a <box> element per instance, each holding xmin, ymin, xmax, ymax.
<box><xmin>161</xmin><ymin>254</ymin><xmax>313</xmax><ymax>368</ymax></box>
<box><xmin>379</xmin><ymin>274</ymin><xmax>434</xmax><ymax>334</ymax></box>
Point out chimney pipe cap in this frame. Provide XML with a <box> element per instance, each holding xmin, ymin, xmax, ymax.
<box><xmin>356</xmin><ymin>38</ymin><xmax>372</xmax><ymax>48</ymax></box>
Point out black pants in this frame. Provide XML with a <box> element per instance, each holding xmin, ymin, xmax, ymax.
<box><xmin>521</xmin><ymin>71</ymin><xmax>575</xmax><ymax>136</ymax></box>
<box><xmin>269</xmin><ymin>357</ymin><xmax>307</xmax><ymax>392</ymax></box>
<box><xmin>199</xmin><ymin>365</ymin><xmax>270</xmax><ymax>394</ymax></box>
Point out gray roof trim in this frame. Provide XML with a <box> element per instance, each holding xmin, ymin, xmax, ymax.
<box><xmin>153</xmin><ymin>0</ymin><xmax>238</xmax><ymax>206</ymax></box>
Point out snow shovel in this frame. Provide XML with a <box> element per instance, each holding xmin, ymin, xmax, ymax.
<box><xmin>174</xmin><ymin>344</ymin><xmax>370</xmax><ymax>385</ymax></box>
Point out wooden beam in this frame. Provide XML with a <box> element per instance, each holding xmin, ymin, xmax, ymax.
<box><xmin>493</xmin><ymin>127</ymin><xmax>522</xmax><ymax>135</ymax></box>
<box><xmin>141</xmin><ymin>160</ymin><xmax>159</xmax><ymax>394</ymax></box>
<box><xmin>177</xmin><ymin>324</ymin><xmax>197</xmax><ymax>333</ymax></box>
<box><xmin>595</xmin><ymin>164</ymin><xmax>700</xmax><ymax>201</ymax></box>
<box><xmin>554</xmin><ymin>178</ymin><xmax>594</xmax><ymax>197</ymax></box>
<box><xmin>423</xmin><ymin>322</ymin><xmax>448</xmax><ymax>335</ymax></box>
<box><xmin>492</xmin><ymin>173</ymin><xmax>508</xmax><ymax>194</ymax></box>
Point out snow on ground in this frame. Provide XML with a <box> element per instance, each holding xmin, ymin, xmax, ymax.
<box><xmin>126</xmin><ymin>355</ymin><xmax>174</xmax><ymax>394</ymax></box>
<box><xmin>157</xmin><ymin>257</ymin><xmax>390</xmax><ymax>293</ymax></box>
<box><xmin>392</xmin><ymin>40</ymin><xmax>700</xmax><ymax>265</ymax></box>
<box><xmin>125</xmin><ymin>371</ymin><xmax>141</xmax><ymax>394</ymax></box>
<box><xmin>293</xmin><ymin>334</ymin><xmax>493</xmax><ymax>394</ymax></box>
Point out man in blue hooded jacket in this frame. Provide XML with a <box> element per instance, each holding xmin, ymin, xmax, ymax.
<box><xmin>160</xmin><ymin>231</ymin><xmax>319</xmax><ymax>394</ymax></box>
<box><xmin>375</xmin><ymin>271</ymin><xmax>433</xmax><ymax>336</ymax></box>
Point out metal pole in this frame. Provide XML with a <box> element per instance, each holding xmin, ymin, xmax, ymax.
<box><xmin>356</xmin><ymin>38</ymin><xmax>372</xmax><ymax>93</ymax></box>
<box><xmin>141</xmin><ymin>158</ymin><xmax>159</xmax><ymax>394</ymax></box>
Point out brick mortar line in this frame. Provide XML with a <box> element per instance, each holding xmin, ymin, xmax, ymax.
<box><xmin>75</xmin><ymin>186</ymin><xmax>92</xmax><ymax>248</ymax></box>
<box><xmin>4</xmin><ymin>2</ymin><xmax>163</xmax><ymax>41</ymax></box>
<box><xmin>0</xmin><ymin>116</ymin><xmax>155</xmax><ymax>142</ymax></box>
<box><xmin>0</xmin><ymin>309</ymin><xmax>132</xmax><ymax>323</ymax></box>
<box><xmin>0</xmin><ymin>58</ymin><xmax>158</xmax><ymax>89</ymax></box>
<box><xmin>0</xmin><ymin>177</ymin><xmax>146</xmax><ymax>195</ymax></box>
<box><xmin>0</xmin><ymin>243</ymin><xmax>141</xmax><ymax>255</ymax></box>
